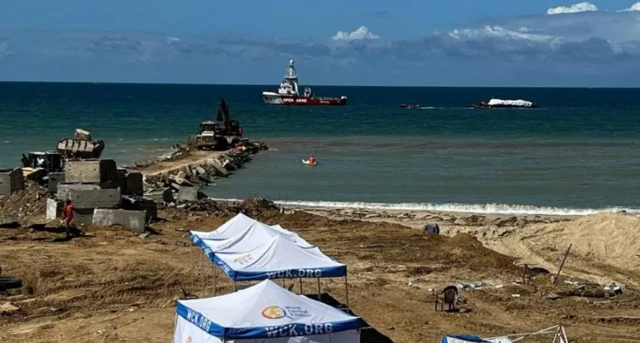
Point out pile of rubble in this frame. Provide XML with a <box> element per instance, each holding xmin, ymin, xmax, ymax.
<box><xmin>143</xmin><ymin>141</ymin><xmax>268</xmax><ymax>198</ymax></box>
<box><xmin>0</xmin><ymin>183</ymin><xmax>48</xmax><ymax>226</ymax></box>
<box><xmin>163</xmin><ymin>197</ymin><xmax>280</xmax><ymax>217</ymax></box>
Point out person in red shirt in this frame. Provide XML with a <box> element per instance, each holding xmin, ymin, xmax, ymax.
<box><xmin>62</xmin><ymin>200</ymin><xmax>74</xmax><ymax>237</ymax></box>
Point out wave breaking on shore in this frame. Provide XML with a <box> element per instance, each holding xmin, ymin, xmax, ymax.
<box><xmin>209</xmin><ymin>198</ymin><xmax>640</xmax><ymax>216</ymax></box>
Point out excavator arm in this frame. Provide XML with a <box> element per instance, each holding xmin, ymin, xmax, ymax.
<box><xmin>217</xmin><ymin>98</ymin><xmax>230</xmax><ymax>128</ymax></box>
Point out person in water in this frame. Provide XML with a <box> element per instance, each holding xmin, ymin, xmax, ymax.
<box><xmin>309</xmin><ymin>156</ymin><xmax>316</xmax><ymax>165</ymax></box>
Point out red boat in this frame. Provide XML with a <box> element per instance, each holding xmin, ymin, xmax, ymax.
<box><xmin>262</xmin><ymin>60</ymin><xmax>347</xmax><ymax>106</ymax></box>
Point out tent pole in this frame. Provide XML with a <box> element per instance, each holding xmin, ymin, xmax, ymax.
<box><xmin>299</xmin><ymin>277</ymin><xmax>303</xmax><ymax>294</ymax></box>
<box><xmin>233</xmin><ymin>280</ymin><xmax>237</xmax><ymax>292</ymax></box>
<box><xmin>282</xmin><ymin>278</ymin><xmax>285</xmax><ymax>287</ymax></box>
<box><xmin>316</xmin><ymin>278</ymin><xmax>321</xmax><ymax>301</ymax></box>
<box><xmin>345</xmin><ymin>275</ymin><xmax>350</xmax><ymax>309</ymax></box>
<box><xmin>172</xmin><ymin>313</ymin><xmax>178</xmax><ymax>343</ymax></box>
<box><xmin>213</xmin><ymin>265</ymin><xmax>217</xmax><ymax>295</ymax></box>
<box><xmin>200</xmin><ymin>252</ymin><xmax>205</xmax><ymax>298</ymax></box>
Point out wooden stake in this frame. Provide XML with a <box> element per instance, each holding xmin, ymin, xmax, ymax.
<box><xmin>554</xmin><ymin>244</ymin><xmax>572</xmax><ymax>285</ymax></box>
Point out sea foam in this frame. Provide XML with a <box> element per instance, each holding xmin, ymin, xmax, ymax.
<box><xmin>209</xmin><ymin>198</ymin><xmax>640</xmax><ymax>216</ymax></box>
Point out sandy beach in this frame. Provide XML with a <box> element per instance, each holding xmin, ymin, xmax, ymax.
<box><xmin>1</xmin><ymin>190</ymin><xmax>639</xmax><ymax>343</ymax></box>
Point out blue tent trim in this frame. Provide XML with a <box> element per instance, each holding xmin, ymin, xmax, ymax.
<box><xmin>441</xmin><ymin>334</ymin><xmax>491</xmax><ymax>342</ymax></box>
<box><xmin>213</xmin><ymin>254</ymin><xmax>347</xmax><ymax>281</ymax></box>
<box><xmin>176</xmin><ymin>302</ymin><xmax>361</xmax><ymax>339</ymax></box>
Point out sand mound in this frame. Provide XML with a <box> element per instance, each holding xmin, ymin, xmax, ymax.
<box><xmin>533</xmin><ymin>212</ymin><xmax>640</xmax><ymax>272</ymax></box>
<box><xmin>259</xmin><ymin>211</ymin><xmax>518</xmax><ymax>276</ymax></box>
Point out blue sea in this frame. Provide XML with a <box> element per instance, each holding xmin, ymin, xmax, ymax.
<box><xmin>2</xmin><ymin>82</ymin><xmax>640</xmax><ymax>215</ymax></box>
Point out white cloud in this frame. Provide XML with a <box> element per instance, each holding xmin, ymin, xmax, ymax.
<box><xmin>332</xmin><ymin>26</ymin><xmax>379</xmax><ymax>41</ymax></box>
<box><xmin>449</xmin><ymin>25</ymin><xmax>555</xmax><ymax>42</ymax></box>
<box><xmin>0</xmin><ymin>41</ymin><xmax>15</xmax><ymax>57</ymax></box>
<box><xmin>166</xmin><ymin>36</ymin><xmax>180</xmax><ymax>44</ymax></box>
<box><xmin>547</xmin><ymin>2</ymin><xmax>598</xmax><ymax>15</ymax></box>
<box><xmin>621</xmin><ymin>2</ymin><xmax>640</xmax><ymax>11</ymax></box>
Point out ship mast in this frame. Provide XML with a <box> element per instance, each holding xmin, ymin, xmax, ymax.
<box><xmin>284</xmin><ymin>59</ymin><xmax>299</xmax><ymax>95</ymax></box>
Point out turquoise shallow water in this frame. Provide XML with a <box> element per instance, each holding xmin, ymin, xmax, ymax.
<box><xmin>2</xmin><ymin>82</ymin><xmax>640</xmax><ymax>214</ymax></box>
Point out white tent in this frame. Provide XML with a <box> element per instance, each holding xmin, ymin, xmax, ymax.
<box><xmin>190</xmin><ymin>213</ymin><xmax>306</xmax><ymax>246</ymax></box>
<box><xmin>195</xmin><ymin>220</ymin><xmax>314</xmax><ymax>259</ymax></box>
<box><xmin>442</xmin><ymin>325</ymin><xmax>568</xmax><ymax>343</ymax></box>
<box><xmin>441</xmin><ymin>336</ymin><xmax>513</xmax><ymax>343</ymax></box>
<box><xmin>174</xmin><ymin>280</ymin><xmax>361</xmax><ymax>343</ymax></box>
<box><xmin>214</xmin><ymin>235</ymin><xmax>346</xmax><ymax>282</ymax></box>
<box><xmin>441</xmin><ymin>336</ymin><xmax>492</xmax><ymax>343</ymax></box>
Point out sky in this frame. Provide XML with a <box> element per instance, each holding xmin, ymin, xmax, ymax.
<box><xmin>2</xmin><ymin>1</ymin><xmax>640</xmax><ymax>86</ymax></box>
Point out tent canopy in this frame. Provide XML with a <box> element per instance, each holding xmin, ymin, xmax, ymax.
<box><xmin>190</xmin><ymin>213</ymin><xmax>259</xmax><ymax>241</ymax></box>
<box><xmin>214</xmin><ymin>235</ymin><xmax>347</xmax><ymax>281</ymax></box>
<box><xmin>193</xmin><ymin>220</ymin><xmax>314</xmax><ymax>258</ymax></box>
<box><xmin>442</xmin><ymin>335</ymin><xmax>514</xmax><ymax>343</ymax></box>
<box><xmin>441</xmin><ymin>335</ymin><xmax>491</xmax><ymax>343</ymax></box>
<box><xmin>190</xmin><ymin>213</ymin><xmax>308</xmax><ymax>245</ymax></box>
<box><xmin>176</xmin><ymin>279</ymin><xmax>361</xmax><ymax>339</ymax></box>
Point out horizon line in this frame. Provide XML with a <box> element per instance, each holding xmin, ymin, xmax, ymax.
<box><xmin>0</xmin><ymin>80</ymin><xmax>636</xmax><ymax>89</ymax></box>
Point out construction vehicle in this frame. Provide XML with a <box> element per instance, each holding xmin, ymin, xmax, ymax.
<box><xmin>193</xmin><ymin>121</ymin><xmax>218</xmax><ymax>150</ymax></box>
<box><xmin>21</xmin><ymin>152</ymin><xmax>63</xmax><ymax>173</ymax></box>
<box><xmin>191</xmin><ymin>98</ymin><xmax>243</xmax><ymax>150</ymax></box>
<box><xmin>215</xmin><ymin>98</ymin><xmax>243</xmax><ymax>137</ymax></box>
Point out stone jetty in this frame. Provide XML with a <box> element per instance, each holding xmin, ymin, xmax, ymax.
<box><xmin>133</xmin><ymin>140</ymin><xmax>268</xmax><ymax>206</ymax></box>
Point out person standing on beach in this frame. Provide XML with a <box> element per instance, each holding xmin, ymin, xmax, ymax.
<box><xmin>62</xmin><ymin>200</ymin><xmax>74</xmax><ymax>237</ymax></box>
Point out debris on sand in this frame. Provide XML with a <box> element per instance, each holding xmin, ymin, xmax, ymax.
<box><xmin>0</xmin><ymin>302</ymin><xmax>19</xmax><ymax>314</ymax></box>
<box><xmin>177</xmin><ymin>198</ymin><xmax>221</xmax><ymax>212</ymax></box>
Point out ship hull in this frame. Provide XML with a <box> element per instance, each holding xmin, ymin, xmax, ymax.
<box><xmin>262</xmin><ymin>92</ymin><xmax>347</xmax><ymax>106</ymax></box>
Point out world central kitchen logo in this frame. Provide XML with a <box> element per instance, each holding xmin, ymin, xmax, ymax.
<box><xmin>262</xmin><ymin>305</ymin><xmax>311</xmax><ymax>320</ymax></box>
<box><xmin>262</xmin><ymin>306</ymin><xmax>332</xmax><ymax>338</ymax></box>
<box><xmin>262</xmin><ymin>306</ymin><xmax>287</xmax><ymax>319</ymax></box>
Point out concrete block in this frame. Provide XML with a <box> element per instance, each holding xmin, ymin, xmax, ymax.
<box><xmin>57</xmin><ymin>183</ymin><xmax>101</xmax><ymax>200</ymax></box>
<box><xmin>67</xmin><ymin>188</ymin><xmax>121</xmax><ymax>209</ymax></box>
<box><xmin>92</xmin><ymin>209</ymin><xmax>146</xmax><ymax>233</ymax></box>
<box><xmin>73</xmin><ymin>208</ymin><xmax>95</xmax><ymax>225</ymax></box>
<box><xmin>47</xmin><ymin>172</ymin><xmax>65</xmax><ymax>193</ymax></box>
<box><xmin>0</xmin><ymin>168</ymin><xmax>25</xmax><ymax>195</ymax></box>
<box><xmin>162</xmin><ymin>188</ymin><xmax>175</xmax><ymax>203</ymax></box>
<box><xmin>46</xmin><ymin>198</ymin><xmax>63</xmax><ymax>220</ymax></box>
<box><xmin>176</xmin><ymin>187</ymin><xmax>198</xmax><ymax>203</ymax></box>
<box><xmin>116</xmin><ymin>169</ymin><xmax>127</xmax><ymax>192</ymax></box>
<box><xmin>64</xmin><ymin>159</ymin><xmax>118</xmax><ymax>184</ymax></box>
<box><xmin>125</xmin><ymin>172</ymin><xmax>143</xmax><ymax>196</ymax></box>
<box><xmin>208</xmin><ymin>159</ymin><xmax>229</xmax><ymax>177</ymax></box>
<box><xmin>122</xmin><ymin>196</ymin><xmax>157</xmax><ymax>222</ymax></box>
<box><xmin>99</xmin><ymin>178</ymin><xmax>120</xmax><ymax>189</ymax></box>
